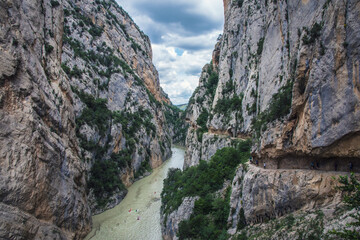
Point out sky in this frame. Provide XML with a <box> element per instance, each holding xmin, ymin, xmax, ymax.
<box><xmin>116</xmin><ymin>0</ymin><xmax>224</xmax><ymax>105</ymax></box>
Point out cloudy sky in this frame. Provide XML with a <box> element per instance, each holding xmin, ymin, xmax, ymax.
<box><xmin>116</xmin><ymin>0</ymin><xmax>224</xmax><ymax>105</ymax></box>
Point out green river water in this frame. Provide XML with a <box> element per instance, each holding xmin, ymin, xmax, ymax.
<box><xmin>85</xmin><ymin>146</ymin><xmax>185</xmax><ymax>240</ymax></box>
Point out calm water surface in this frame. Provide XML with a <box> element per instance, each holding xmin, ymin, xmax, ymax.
<box><xmin>85</xmin><ymin>146</ymin><xmax>185</xmax><ymax>240</ymax></box>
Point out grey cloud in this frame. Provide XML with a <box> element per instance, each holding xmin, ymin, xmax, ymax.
<box><xmin>132</xmin><ymin>2</ymin><xmax>221</xmax><ymax>34</ymax></box>
<box><xmin>116</xmin><ymin>0</ymin><xmax>223</xmax><ymax>104</ymax></box>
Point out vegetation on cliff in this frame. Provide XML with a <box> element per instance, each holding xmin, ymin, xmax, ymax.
<box><xmin>251</xmin><ymin>80</ymin><xmax>293</xmax><ymax>138</ymax></box>
<box><xmin>330</xmin><ymin>173</ymin><xmax>360</xmax><ymax>239</ymax></box>
<box><xmin>73</xmin><ymin>89</ymin><xmax>159</xmax><ymax>207</ymax></box>
<box><xmin>161</xmin><ymin>140</ymin><xmax>251</xmax><ymax>239</ymax></box>
<box><xmin>164</xmin><ymin>103</ymin><xmax>188</xmax><ymax>145</ymax></box>
<box><xmin>88</xmin><ymin>160</ymin><xmax>127</xmax><ymax>207</ymax></box>
<box><xmin>61</xmin><ymin>0</ymin><xmax>176</xmax><ymax>211</ymax></box>
<box><xmin>232</xmin><ymin>173</ymin><xmax>360</xmax><ymax>240</ymax></box>
<box><xmin>165</xmin><ymin>0</ymin><xmax>360</xmax><ymax>239</ymax></box>
<box><xmin>187</xmin><ymin>63</ymin><xmax>219</xmax><ymax>142</ymax></box>
<box><xmin>188</xmin><ymin>64</ymin><xmax>219</xmax><ymax>107</ymax></box>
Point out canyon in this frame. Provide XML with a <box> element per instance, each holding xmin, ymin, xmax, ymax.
<box><xmin>0</xmin><ymin>0</ymin><xmax>359</xmax><ymax>239</ymax></box>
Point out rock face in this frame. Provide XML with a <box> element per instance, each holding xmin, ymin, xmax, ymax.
<box><xmin>0</xmin><ymin>0</ymin><xmax>173</xmax><ymax>238</ymax></box>
<box><xmin>232</xmin><ymin>204</ymin><xmax>359</xmax><ymax>239</ymax></box>
<box><xmin>164</xmin><ymin>104</ymin><xmax>188</xmax><ymax>146</ymax></box>
<box><xmin>228</xmin><ymin>164</ymin><xmax>344</xmax><ymax>232</ymax></box>
<box><xmin>161</xmin><ymin>197</ymin><xmax>198</xmax><ymax>240</ymax></box>
<box><xmin>185</xmin><ymin>0</ymin><xmax>360</xmax><ymax>168</ymax></box>
<box><xmin>61</xmin><ymin>0</ymin><xmax>172</xmax><ymax>213</ymax></box>
<box><xmin>175</xmin><ymin>0</ymin><xmax>360</xmax><ymax>239</ymax></box>
<box><xmin>0</xmin><ymin>0</ymin><xmax>91</xmax><ymax>239</ymax></box>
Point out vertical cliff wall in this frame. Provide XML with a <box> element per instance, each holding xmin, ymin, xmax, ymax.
<box><xmin>175</xmin><ymin>0</ymin><xmax>360</xmax><ymax>238</ymax></box>
<box><xmin>0</xmin><ymin>0</ymin><xmax>91</xmax><ymax>238</ymax></box>
<box><xmin>61</xmin><ymin>0</ymin><xmax>173</xmax><ymax>213</ymax></box>
<box><xmin>185</xmin><ymin>0</ymin><xmax>360</xmax><ymax>170</ymax></box>
<box><xmin>0</xmin><ymin>0</ymin><xmax>173</xmax><ymax>238</ymax></box>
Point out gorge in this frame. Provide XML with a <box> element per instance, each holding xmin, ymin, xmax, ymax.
<box><xmin>0</xmin><ymin>0</ymin><xmax>359</xmax><ymax>240</ymax></box>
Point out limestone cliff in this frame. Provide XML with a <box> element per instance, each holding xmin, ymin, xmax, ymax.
<box><xmin>0</xmin><ymin>0</ymin><xmax>172</xmax><ymax>238</ymax></box>
<box><xmin>164</xmin><ymin>103</ymin><xmax>188</xmax><ymax>146</ymax></box>
<box><xmin>61</xmin><ymin>0</ymin><xmax>172</xmax><ymax>213</ymax></box>
<box><xmin>188</xmin><ymin>1</ymin><xmax>360</xmax><ymax>169</ymax></box>
<box><xmin>186</xmin><ymin>0</ymin><xmax>360</xmax><ymax>168</ymax></box>
<box><xmin>228</xmin><ymin>164</ymin><xmax>343</xmax><ymax>230</ymax></box>
<box><xmin>167</xmin><ymin>0</ymin><xmax>360</xmax><ymax>238</ymax></box>
<box><xmin>161</xmin><ymin>196</ymin><xmax>198</xmax><ymax>240</ymax></box>
<box><xmin>228</xmin><ymin>165</ymin><xmax>359</xmax><ymax>239</ymax></box>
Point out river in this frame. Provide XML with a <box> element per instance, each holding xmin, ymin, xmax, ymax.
<box><xmin>85</xmin><ymin>146</ymin><xmax>185</xmax><ymax>240</ymax></box>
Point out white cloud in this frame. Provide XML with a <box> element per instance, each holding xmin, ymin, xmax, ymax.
<box><xmin>116</xmin><ymin>0</ymin><xmax>224</xmax><ymax>105</ymax></box>
<box><xmin>152</xmin><ymin>44</ymin><xmax>213</xmax><ymax>104</ymax></box>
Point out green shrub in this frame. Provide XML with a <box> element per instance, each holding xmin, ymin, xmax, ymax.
<box><xmin>119</xmin><ymin>24</ymin><xmax>129</xmax><ymax>38</ymax></box>
<box><xmin>130</xmin><ymin>38</ymin><xmax>142</xmax><ymax>52</ymax></box>
<box><xmin>70</xmin><ymin>65</ymin><xmax>82</xmax><ymax>78</ymax></box>
<box><xmin>61</xmin><ymin>63</ymin><xmax>82</xmax><ymax>79</ymax></box>
<box><xmin>74</xmin><ymin>90</ymin><xmax>112</xmax><ymax>136</ymax></box>
<box><xmin>237</xmin><ymin>208</ymin><xmax>247</xmax><ymax>230</ymax></box>
<box><xmin>50</xmin><ymin>0</ymin><xmax>60</xmax><ymax>7</ymax></box>
<box><xmin>61</xmin><ymin>63</ymin><xmax>71</xmax><ymax>75</ymax></box>
<box><xmin>320</xmin><ymin>42</ymin><xmax>326</xmax><ymax>56</ymax></box>
<box><xmin>302</xmin><ymin>22</ymin><xmax>323</xmax><ymax>45</ymax></box>
<box><xmin>88</xmin><ymin>159</ymin><xmax>126</xmax><ymax>206</ymax></box>
<box><xmin>222</xmin><ymin>79</ymin><xmax>235</xmax><ymax>95</ymax></box>
<box><xmin>196</xmin><ymin>110</ymin><xmax>209</xmax><ymax>142</ymax></box>
<box><xmin>78</xmin><ymin>136</ymin><xmax>98</xmax><ymax>152</ymax></box>
<box><xmin>235</xmin><ymin>0</ymin><xmax>244</xmax><ymax>8</ymax></box>
<box><xmin>64</xmin><ymin>8</ymin><xmax>70</xmax><ymax>16</ymax></box>
<box><xmin>111</xmin><ymin>151</ymin><xmax>131</xmax><ymax>168</ymax></box>
<box><xmin>257</xmin><ymin>37</ymin><xmax>265</xmax><ymax>56</ymax></box>
<box><xmin>45</xmin><ymin>43</ymin><xmax>54</xmax><ymax>54</ymax></box>
<box><xmin>163</xmin><ymin>142</ymin><xmax>251</xmax><ymax>239</ymax></box>
<box><xmin>63</xmin><ymin>35</ymin><xmax>137</xmax><ymax>80</ymax></box>
<box><xmin>112</xmin><ymin>106</ymin><xmax>155</xmax><ymax>144</ymax></box>
<box><xmin>89</xmin><ymin>25</ymin><xmax>103</xmax><ymax>37</ymax></box>
<box><xmin>135</xmin><ymin>156</ymin><xmax>152</xmax><ymax>178</ymax></box>
<box><xmin>247</xmin><ymin>102</ymin><xmax>257</xmax><ymax>115</ymax></box>
<box><xmin>12</xmin><ymin>38</ymin><xmax>19</xmax><ymax>47</ymax></box>
<box><xmin>330</xmin><ymin>173</ymin><xmax>360</xmax><ymax>239</ymax></box>
<box><xmin>146</xmin><ymin>89</ymin><xmax>162</xmax><ymax>108</ymax></box>
<box><xmin>214</xmin><ymin>94</ymin><xmax>243</xmax><ymax>115</ymax></box>
<box><xmin>188</xmin><ymin>64</ymin><xmax>218</xmax><ymax>109</ymax></box>
<box><xmin>161</xmin><ymin>140</ymin><xmax>251</xmax><ymax>216</ymax></box>
<box><xmin>252</xmin><ymin>80</ymin><xmax>293</xmax><ymax>137</ymax></box>
<box><xmin>178</xmin><ymin>190</ymin><xmax>231</xmax><ymax>240</ymax></box>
